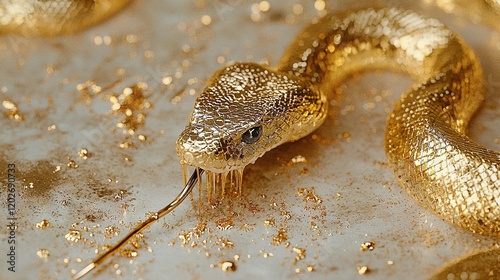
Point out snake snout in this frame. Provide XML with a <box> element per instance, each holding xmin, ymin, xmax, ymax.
<box><xmin>176</xmin><ymin>124</ymin><xmax>247</xmax><ymax>172</ymax></box>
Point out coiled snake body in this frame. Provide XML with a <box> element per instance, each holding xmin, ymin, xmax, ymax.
<box><xmin>177</xmin><ymin>8</ymin><xmax>500</xmax><ymax>236</ymax></box>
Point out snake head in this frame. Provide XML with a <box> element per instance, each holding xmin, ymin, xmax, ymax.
<box><xmin>176</xmin><ymin>62</ymin><xmax>327</xmax><ymax>173</ymax></box>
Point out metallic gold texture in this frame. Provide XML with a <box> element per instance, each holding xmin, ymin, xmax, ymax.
<box><xmin>177</xmin><ymin>8</ymin><xmax>500</xmax><ymax>236</ymax></box>
<box><xmin>0</xmin><ymin>0</ymin><xmax>132</xmax><ymax>36</ymax></box>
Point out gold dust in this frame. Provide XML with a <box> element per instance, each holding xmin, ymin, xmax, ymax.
<box><xmin>119</xmin><ymin>142</ymin><xmax>133</xmax><ymax>149</ymax></box>
<box><xmin>109</xmin><ymin>83</ymin><xmax>151</xmax><ymax>135</ymax></box>
<box><xmin>264</xmin><ymin>217</ymin><xmax>275</xmax><ymax>226</ymax></box>
<box><xmin>293</xmin><ymin>247</ymin><xmax>306</xmax><ymax>264</ymax></box>
<box><xmin>271</xmin><ymin>228</ymin><xmax>288</xmax><ymax>246</ymax></box>
<box><xmin>65</xmin><ymin>229</ymin><xmax>82</xmax><ymax>243</ymax></box>
<box><xmin>357</xmin><ymin>265</ymin><xmax>370</xmax><ymax>275</ymax></box>
<box><xmin>63</xmin><ymin>257</ymin><xmax>70</xmax><ymax>264</ymax></box>
<box><xmin>103</xmin><ymin>226</ymin><xmax>120</xmax><ymax>239</ymax></box>
<box><xmin>2</xmin><ymin>100</ymin><xmax>24</xmax><ymax>121</ymax></box>
<box><xmin>215</xmin><ymin>218</ymin><xmax>234</xmax><ymax>230</ymax></box>
<box><xmin>78</xmin><ymin>148</ymin><xmax>91</xmax><ymax>159</ymax></box>
<box><xmin>307</xmin><ymin>264</ymin><xmax>315</xmax><ymax>272</ymax></box>
<box><xmin>120</xmin><ymin>249</ymin><xmax>138</xmax><ymax>258</ymax></box>
<box><xmin>47</xmin><ymin>124</ymin><xmax>57</xmax><ymax>131</ymax></box>
<box><xmin>138</xmin><ymin>134</ymin><xmax>147</xmax><ymax>141</ymax></box>
<box><xmin>387</xmin><ymin>260</ymin><xmax>394</xmax><ymax>265</ymax></box>
<box><xmin>297</xmin><ymin>187</ymin><xmax>323</xmax><ymax>204</ymax></box>
<box><xmin>36</xmin><ymin>249</ymin><xmax>50</xmax><ymax>260</ymax></box>
<box><xmin>220</xmin><ymin>261</ymin><xmax>237</xmax><ymax>272</ymax></box>
<box><xmin>36</xmin><ymin>219</ymin><xmax>50</xmax><ymax>229</ymax></box>
<box><xmin>263</xmin><ymin>252</ymin><xmax>273</xmax><ymax>258</ymax></box>
<box><xmin>67</xmin><ymin>158</ymin><xmax>79</xmax><ymax>169</ymax></box>
<box><xmin>234</xmin><ymin>254</ymin><xmax>240</xmax><ymax>261</ymax></box>
<box><xmin>360</xmin><ymin>241</ymin><xmax>376</xmax><ymax>251</ymax></box>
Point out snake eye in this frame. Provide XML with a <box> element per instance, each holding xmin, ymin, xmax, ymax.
<box><xmin>241</xmin><ymin>126</ymin><xmax>262</xmax><ymax>144</ymax></box>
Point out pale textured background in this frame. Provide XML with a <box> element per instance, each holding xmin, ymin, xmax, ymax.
<box><xmin>1</xmin><ymin>0</ymin><xmax>499</xmax><ymax>279</ymax></box>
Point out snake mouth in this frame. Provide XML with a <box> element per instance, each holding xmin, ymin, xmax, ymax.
<box><xmin>180</xmin><ymin>164</ymin><xmax>245</xmax><ymax>204</ymax></box>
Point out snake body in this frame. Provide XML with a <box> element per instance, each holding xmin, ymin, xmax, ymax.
<box><xmin>177</xmin><ymin>8</ymin><xmax>500</xmax><ymax>236</ymax></box>
<box><xmin>0</xmin><ymin>0</ymin><xmax>131</xmax><ymax>36</ymax></box>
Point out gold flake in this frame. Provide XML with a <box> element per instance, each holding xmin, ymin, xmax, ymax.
<box><xmin>36</xmin><ymin>219</ymin><xmax>50</xmax><ymax>229</ymax></box>
<box><xmin>36</xmin><ymin>249</ymin><xmax>50</xmax><ymax>259</ymax></box>
<box><xmin>220</xmin><ymin>260</ymin><xmax>237</xmax><ymax>272</ymax></box>
<box><xmin>65</xmin><ymin>230</ymin><xmax>82</xmax><ymax>243</ymax></box>
<box><xmin>120</xmin><ymin>249</ymin><xmax>138</xmax><ymax>258</ymax></box>
<box><xmin>2</xmin><ymin>100</ymin><xmax>24</xmax><ymax>121</ymax></box>
<box><xmin>67</xmin><ymin>158</ymin><xmax>79</xmax><ymax>169</ymax></box>
<box><xmin>78</xmin><ymin>148</ymin><xmax>91</xmax><ymax>159</ymax></box>
<box><xmin>291</xmin><ymin>155</ymin><xmax>307</xmax><ymax>163</ymax></box>
<box><xmin>357</xmin><ymin>265</ymin><xmax>369</xmax><ymax>275</ymax></box>
<box><xmin>360</xmin><ymin>241</ymin><xmax>376</xmax><ymax>251</ymax></box>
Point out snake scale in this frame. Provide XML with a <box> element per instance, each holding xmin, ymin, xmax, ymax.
<box><xmin>2</xmin><ymin>1</ymin><xmax>499</xmax><ymax>278</ymax></box>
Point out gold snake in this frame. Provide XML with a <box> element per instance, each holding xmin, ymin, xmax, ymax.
<box><xmin>177</xmin><ymin>7</ymin><xmax>500</xmax><ymax>237</ymax></box>
<box><xmin>3</xmin><ymin>1</ymin><xmax>499</xmax><ymax>278</ymax></box>
<box><xmin>0</xmin><ymin>0</ymin><xmax>131</xmax><ymax>36</ymax></box>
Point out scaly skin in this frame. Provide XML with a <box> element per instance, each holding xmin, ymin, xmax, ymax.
<box><xmin>0</xmin><ymin>0</ymin><xmax>131</xmax><ymax>36</ymax></box>
<box><xmin>177</xmin><ymin>8</ymin><xmax>500</xmax><ymax>237</ymax></box>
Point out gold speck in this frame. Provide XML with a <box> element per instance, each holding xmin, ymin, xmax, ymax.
<box><xmin>264</xmin><ymin>217</ymin><xmax>275</xmax><ymax>226</ymax></box>
<box><xmin>307</xmin><ymin>264</ymin><xmax>315</xmax><ymax>272</ymax></box>
<box><xmin>67</xmin><ymin>158</ymin><xmax>79</xmax><ymax>169</ymax></box>
<box><xmin>104</xmin><ymin>226</ymin><xmax>120</xmax><ymax>239</ymax></box>
<box><xmin>291</xmin><ymin>155</ymin><xmax>307</xmax><ymax>163</ymax></box>
<box><xmin>387</xmin><ymin>260</ymin><xmax>394</xmax><ymax>265</ymax></box>
<box><xmin>234</xmin><ymin>254</ymin><xmax>240</xmax><ymax>261</ymax></box>
<box><xmin>360</xmin><ymin>241</ymin><xmax>376</xmax><ymax>251</ymax></box>
<box><xmin>120</xmin><ymin>249</ymin><xmax>138</xmax><ymax>258</ymax></box>
<box><xmin>297</xmin><ymin>187</ymin><xmax>323</xmax><ymax>204</ymax></box>
<box><xmin>162</xmin><ymin>76</ymin><xmax>173</xmax><ymax>85</ymax></box>
<box><xmin>47</xmin><ymin>124</ymin><xmax>56</xmax><ymax>131</ymax></box>
<box><xmin>2</xmin><ymin>100</ymin><xmax>24</xmax><ymax>121</ymax></box>
<box><xmin>65</xmin><ymin>229</ymin><xmax>82</xmax><ymax>243</ymax></box>
<box><xmin>138</xmin><ymin>134</ymin><xmax>147</xmax><ymax>141</ymax></box>
<box><xmin>215</xmin><ymin>218</ymin><xmax>234</xmax><ymax>230</ymax></box>
<box><xmin>201</xmin><ymin>15</ymin><xmax>212</xmax><ymax>25</ymax></box>
<box><xmin>293</xmin><ymin>247</ymin><xmax>306</xmax><ymax>264</ymax></box>
<box><xmin>259</xmin><ymin>1</ymin><xmax>270</xmax><ymax>12</ymax></box>
<box><xmin>220</xmin><ymin>260</ymin><xmax>237</xmax><ymax>272</ymax></box>
<box><xmin>314</xmin><ymin>0</ymin><xmax>326</xmax><ymax>11</ymax></box>
<box><xmin>357</xmin><ymin>265</ymin><xmax>369</xmax><ymax>275</ymax></box>
<box><xmin>78</xmin><ymin>148</ymin><xmax>91</xmax><ymax>160</ymax></box>
<box><xmin>36</xmin><ymin>219</ymin><xmax>50</xmax><ymax>229</ymax></box>
<box><xmin>271</xmin><ymin>228</ymin><xmax>288</xmax><ymax>245</ymax></box>
<box><xmin>36</xmin><ymin>249</ymin><xmax>50</xmax><ymax>259</ymax></box>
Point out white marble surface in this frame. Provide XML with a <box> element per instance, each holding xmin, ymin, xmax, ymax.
<box><xmin>1</xmin><ymin>1</ymin><xmax>499</xmax><ymax>279</ymax></box>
